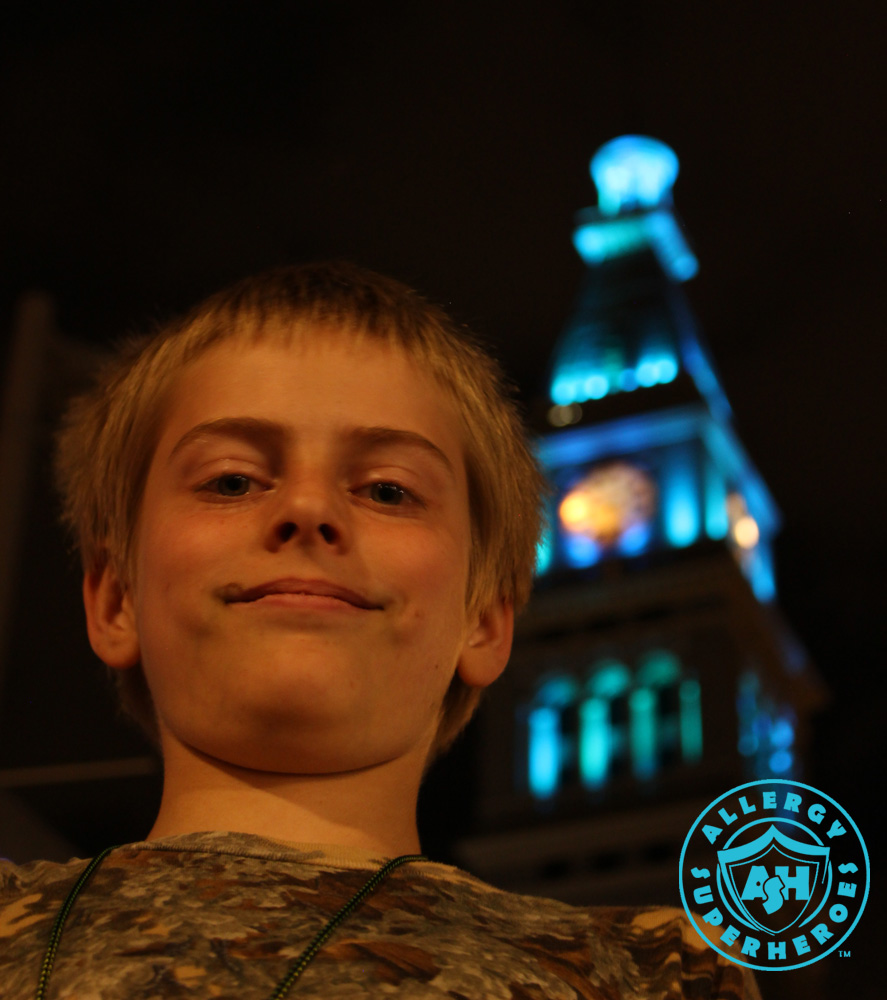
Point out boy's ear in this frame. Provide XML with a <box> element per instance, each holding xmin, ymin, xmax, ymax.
<box><xmin>82</xmin><ymin>564</ymin><xmax>141</xmax><ymax>670</ymax></box>
<box><xmin>456</xmin><ymin>598</ymin><xmax>514</xmax><ymax>689</ymax></box>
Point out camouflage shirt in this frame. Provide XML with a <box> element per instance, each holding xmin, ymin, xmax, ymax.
<box><xmin>0</xmin><ymin>830</ymin><xmax>761</xmax><ymax>999</ymax></box>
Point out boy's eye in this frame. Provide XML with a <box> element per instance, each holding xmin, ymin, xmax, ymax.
<box><xmin>201</xmin><ymin>474</ymin><xmax>258</xmax><ymax>498</ymax></box>
<box><xmin>353</xmin><ymin>480</ymin><xmax>423</xmax><ymax>509</ymax></box>
<box><xmin>368</xmin><ymin>481</ymin><xmax>409</xmax><ymax>505</ymax></box>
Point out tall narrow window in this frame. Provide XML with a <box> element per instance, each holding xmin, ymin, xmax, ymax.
<box><xmin>661</xmin><ymin>444</ymin><xmax>700</xmax><ymax>548</ymax></box>
<box><xmin>578</xmin><ymin>697</ymin><xmax>609</xmax><ymax>789</ymax></box>
<box><xmin>636</xmin><ymin>649</ymin><xmax>702</xmax><ymax>771</ymax></box>
<box><xmin>527</xmin><ymin>706</ymin><xmax>560</xmax><ymax>799</ymax></box>
<box><xmin>580</xmin><ymin>660</ymin><xmax>631</xmax><ymax>788</ymax></box>
<box><xmin>527</xmin><ymin>674</ymin><xmax>579</xmax><ymax>799</ymax></box>
<box><xmin>629</xmin><ymin>687</ymin><xmax>657</xmax><ymax>779</ymax></box>
<box><xmin>679</xmin><ymin>678</ymin><xmax>703</xmax><ymax>762</ymax></box>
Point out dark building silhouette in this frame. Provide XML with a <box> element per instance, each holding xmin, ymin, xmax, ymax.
<box><xmin>0</xmin><ymin>296</ymin><xmax>161</xmax><ymax>862</ymax></box>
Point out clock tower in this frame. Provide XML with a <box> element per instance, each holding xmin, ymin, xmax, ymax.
<box><xmin>454</xmin><ymin>136</ymin><xmax>825</xmax><ymax>906</ymax></box>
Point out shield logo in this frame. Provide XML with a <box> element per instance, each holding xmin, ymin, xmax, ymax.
<box><xmin>717</xmin><ymin>824</ymin><xmax>830</xmax><ymax>935</ymax></box>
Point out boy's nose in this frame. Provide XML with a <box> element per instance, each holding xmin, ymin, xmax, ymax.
<box><xmin>268</xmin><ymin>477</ymin><xmax>348</xmax><ymax>549</ymax></box>
<box><xmin>276</xmin><ymin>519</ymin><xmax>338</xmax><ymax>545</ymax></box>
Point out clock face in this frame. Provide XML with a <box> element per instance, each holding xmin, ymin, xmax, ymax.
<box><xmin>559</xmin><ymin>461</ymin><xmax>657</xmax><ymax>547</ymax></box>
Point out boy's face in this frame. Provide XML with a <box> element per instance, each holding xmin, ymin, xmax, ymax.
<box><xmin>98</xmin><ymin>329</ymin><xmax>508</xmax><ymax>775</ymax></box>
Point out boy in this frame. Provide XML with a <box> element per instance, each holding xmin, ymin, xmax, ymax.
<box><xmin>0</xmin><ymin>262</ymin><xmax>760</xmax><ymax>998</ymax></box>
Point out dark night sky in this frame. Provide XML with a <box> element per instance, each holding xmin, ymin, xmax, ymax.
<box><xmin>3</xmin><ymin>0</ymin><xmax>884</xmax><ymax>859</ymax></box>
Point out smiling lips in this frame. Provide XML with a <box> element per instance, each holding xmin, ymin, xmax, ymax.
<box><xmin>223</xmin><ymin>578</ymin><xmax>380</xmax><ymax>610</ymax></box>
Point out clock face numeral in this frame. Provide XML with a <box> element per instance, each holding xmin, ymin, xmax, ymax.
<box><xmin>559</xmin><ymin>461</ymin><xmax>657</xmax><ymax>547</ymax></box>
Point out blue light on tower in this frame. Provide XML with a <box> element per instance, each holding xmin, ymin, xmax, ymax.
<box><xmin>572</xmin><ymin>135</ymin><xmax>698</xmax><ymax>282</ymax></box>
<box><xmin>735</xmin><ymin>672</ymin><xmax>798</xmax><ymax>778</ymax></box>
<box><xmin>617</xmin><ymin>520</ymin><xmax>652</xmax><ymax>556</ymax></box>
<box><xmin>539</xmin><ymin>135</ymin><xmax>784</xmax><ymax>606</ymax></box>
<box><xmin>679</xmin><ymin>679</ymin><xmax>703</xmax><ymax>762</ymax></box>
<box><xmin>579</xmin><ymin>697</ymin><xmax>609</xmax><ymax>788</ymax></box>
<box><xmin>748</xmin><ymin>544</ymin><xmax>777</xmax><ymax>603</ymax></box>
<box><xmin>527</xmin><ymin>707</ymin><xmax>560</xmax><ymax>798</ymax></box>
<box><xmin>645</xmin><ymin>211</ymin><xmax>699</xmax><ymax>281</ymax></box>
<box><xmin>528</xmin><ymin>675</ymin><xmax>580</xmax><ymax>798</ymax></box>
<box><xmin>524</xmin><ymin>654</ymin><xmax>707</xmax><ymax>800</ymax></box>
<box><xmin>557</xmin><ymin>136</ymin><xmax>699</xmax><ymax>410</ymax></box>
<box><xmin>704</xmin><ymin>459</ymin><xmax>730</xmax><ymax>540</ymax></box>
<box><xmin>629</xmin><ymin>688</ymin><xmax>657</xmax><ymax>779</ymax></box>
<box><xmin>661</xmin><ymin>445</ymin><xmax>700</xmax><ymax>547</ymax></box>
<box><xmin>534</xmin><ymin>530</ymin><xmax>554</xmax><ymax>576</ymax></box>
<box><xmin>573</xmin><ymin>217</ymin><xmax>649</xmax><ymax>264</ymax></box>
<box><xmin>591</xmin><ymin>135</ymin><xmax>679</xmax><ymax>215</ymax></box>
<box><xmin>563</xmin><ymin>530</ymin><xmax>602</xmax><ymax>569</ymax></box>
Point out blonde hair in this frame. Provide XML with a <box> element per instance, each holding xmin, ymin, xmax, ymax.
<box><xmin>53</xmin><ymin>261</ymin><xmax>548</xmax><ymax>758</ymax></box>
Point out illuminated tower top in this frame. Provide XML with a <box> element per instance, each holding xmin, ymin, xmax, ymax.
<box><xmin>591</xmin><ymin>134</ymin><xmax>679</xmax><ymax>214</ymax></box>
<box><xmin>548</xmin><ymin>135</ymin><xmax>725</xmax><ymax>417</ymax></box>
<box><xmin>536</xmin><ymin>135</ymin><xmax>780</xmax><ymax>603</ymax></box>
<box><xmin>574</xmin><ymin>135</ymin><xmax>697</xmax><ymax>281</ymax></box>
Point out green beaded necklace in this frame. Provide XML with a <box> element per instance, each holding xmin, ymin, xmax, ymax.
<box><xmin>36</xmin><ymin>845</ymin><xmax>425</xmax><ymax>999</ymax></box>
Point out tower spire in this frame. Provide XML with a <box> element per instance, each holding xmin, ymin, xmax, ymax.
<box><xmin>538</xmin><ymin>135</ymin><xmax>777</xmax><ymax>598</ymax></box>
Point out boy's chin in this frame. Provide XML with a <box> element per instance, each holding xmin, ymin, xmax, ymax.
<box><xmin>174</xmin><ymin>723</ymin><xmax>421</xmax><ymax>777</ymax></box>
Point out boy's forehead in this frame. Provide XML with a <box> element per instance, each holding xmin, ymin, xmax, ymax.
<box><xmin>199</xmin><ymin>320</ymin><xmax>428</xmax><ymax>379</ymax></box>
<box><xmin>154</xmin><ymin>327</ymin><xmax>468</xmax><ymax>466</ymax></box>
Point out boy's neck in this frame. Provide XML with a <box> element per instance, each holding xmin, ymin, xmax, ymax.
<box><xmin>147</xmin><ymin>733</ymin><xmax>425</xmax><ymax>856</ymax></box>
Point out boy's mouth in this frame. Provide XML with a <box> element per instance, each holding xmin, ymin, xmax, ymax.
<box><xmin>221</xmin><ymin>577</ymin><xmax>380</xmax><ymax>610</ymax></box>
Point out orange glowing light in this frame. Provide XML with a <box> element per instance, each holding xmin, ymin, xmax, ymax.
<box><xmin>558</xmin><ymin>462</ymin><xmax>657</xmax><ymax>547</ymax></box>
<box><xmin>733</xmin><ymin>515</ymin><xmax>760</xmax><ymax>549</ymax></box>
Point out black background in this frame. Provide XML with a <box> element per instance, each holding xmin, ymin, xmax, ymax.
<box><xmin>3</xmin><ymin>2</ymin><xmax>883</xmax><ymax>993</ymax></box>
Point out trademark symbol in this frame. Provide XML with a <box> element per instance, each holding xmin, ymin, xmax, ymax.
<box><xmin>839</xmin><ymin>950</ymin><xmax>851</xmax><ymax>958</ymax></box>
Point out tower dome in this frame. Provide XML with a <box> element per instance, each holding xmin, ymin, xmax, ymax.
<box><xmin>591</xmin><ymin>135</ymin><xmax>680</xmax><ymax>215</ymax></box>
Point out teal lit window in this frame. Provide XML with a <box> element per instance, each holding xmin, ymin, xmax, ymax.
<box><xmin>636</xmin><ymin>650</ymin><xmax>702</xmax><ymax>773</ymax></box>
<box><xmin>703</xmin><ymin>460</ymin><xmax>729</xmax><ymax>540</ymax></box>
<box><xmin>524</xmin><ymin>651</ymin><xmax>702</xmax><ymax>801</ymax></box>
<box><xmin>679</xmin><ymin>679</ymin><xmax>703</xmax><ymax>762</ymax></box>
<box><xmin>629</xmin><ymin>687</ymin><xmax>657</xmax><ymax>779</ymax></box>
<box><xmin>661</xmin><ymin>445</ymin><xmax>700</xmax><ymax>548</ymax></box>
<box><xmin>580</xmin><ymin>660</ymin><xmax>631</xmax><ymax>789</ymax></box>
<box><xmin>527</xmin><ymin>674</ymin><xmax>580</xmax><ymax>799</ymax></box>
<box><xmin>578</xmin><ymin>697</ymin><xmax>609</xmax><ymax>788</ymax></box>
<box><xmin>527</xmin><ymin>706</ymin><xmax>560</xmax><ymax>799</ymax></box>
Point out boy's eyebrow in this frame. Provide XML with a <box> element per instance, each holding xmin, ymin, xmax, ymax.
<box><xmin>166</xmin><ymin>417</ymin><xmax>456</xmax><ymax>478</ymax></box>
<box><xmin>348</xmin><ymin>425</ymin><xmax>456</xmax><ymax>479</ymax></box>
<box><xmin>167</xmin><ymin>418</ymin><xmax>288</xmax><ymax>463</ymax></box>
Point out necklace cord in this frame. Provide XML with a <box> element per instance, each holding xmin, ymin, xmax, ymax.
<box><xmin>268</xmin><ymin>853</ymin><xmax>424</xmax><ymax>999</ymax></box>
<box><xmin>36</xmin><ymin>844</ymin><xmax>120</xmax><ymax>1000</ymax></box>
<box><xmin>35</xmin><ymin>846</ymin><xmax>425</xmax><ymax>1000</ymax></box>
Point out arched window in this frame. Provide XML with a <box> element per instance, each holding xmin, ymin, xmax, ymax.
<box><xmin>527</xmin><ymin>674</ymin><xmax>579</xmax><ymax>799</ymax></box>
<box><xmin>635</xmin><ymin>649</ymin><xmax>703</xmax><ymax>776</ymax></box>
<box><xmin>580</xmin><ymin>660</ymin><xmax>631</xmax><ymax>789</ymax></box>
